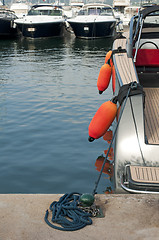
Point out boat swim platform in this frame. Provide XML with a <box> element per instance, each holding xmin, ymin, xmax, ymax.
<box><xmin>0</xmin><ymin>194</ymin><xmax>159</xmax><ymax>240</ymax></box>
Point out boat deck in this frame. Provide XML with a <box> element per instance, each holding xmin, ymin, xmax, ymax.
<box><xmin>144</xmin><ymin>88</ymin><xmax>159</xmax><ymax>144</ymax></box>
<box><xmin>113</xmin><ymin>37</ymin><xmax>159</xmax><ymax>145</ymax></box>
<box><xmin>113</xmin><ymin>38</ymin><xmax>138</xmax><ymax>85</ymax></box>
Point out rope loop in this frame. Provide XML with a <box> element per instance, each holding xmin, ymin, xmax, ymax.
<box><xmin>44</xmin><ymin>192</ymin><xmax>93</xmax><ymax>231</ymax></box>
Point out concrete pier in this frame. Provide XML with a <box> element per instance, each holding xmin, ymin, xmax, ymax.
<box><xmin>0</xmin><ymin>194</ymin><xmax>159</xmax><ymax>240</ymax></box>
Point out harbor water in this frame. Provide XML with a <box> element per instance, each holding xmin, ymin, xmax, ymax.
<box><xmin>0</xmin><ymin>34</ymin><xmax>115</xmax><ymax>194</ymax></box>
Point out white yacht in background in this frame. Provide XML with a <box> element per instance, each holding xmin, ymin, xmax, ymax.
<box><xmin>113</xmin><ymin>0</ymin><xmax>130</xmax><ymax>13</ymax></box>
<box><xmin>70</xmin><ymin>0</ymin><xmax>84</xmax><ymax>16</ymax></box>
<box><xmin>14</xmin><ymin>4</ymin><xmax>65</xmax><ymax>38</ymax></box>
<box><xmin>67</xmin><ymin>3</ymin><xmax>117</xmax><ymax>39</ymax></box>
<box><xmin>113</xmin><ymin>0</ymin><xmax>139</xmax><ymax>27</ymax></box>
<box><xmin>122</xmin><ymin>5</ymin><xmax>139</xmax><ymax>26</ymax></box>
<box><xmin>10</xmin><ymin>0</ymin><xmax>30</xmax><ymax>18</ymax></box>
<box><xmin>63</xmin><ymin>0</ymin><xmax>84</xmax><ymax>19</ymax></box>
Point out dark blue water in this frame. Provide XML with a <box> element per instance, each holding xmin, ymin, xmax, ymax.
<box><xmin>0</xmin><ymin>34</ymin><xmax>114</xmax><ymax>194</ymax></box>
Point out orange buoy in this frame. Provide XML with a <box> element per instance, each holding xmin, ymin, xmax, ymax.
<box><xmin>105</xmin><ymin>50</ymin><xmax>112</xmax><ymax>64</ymax></box>
<box><xmin>112</xmin><ymin>64</ymin><xmax>116</xmax><ymax>94</ymax></box>
<box><xmin>88</xmin><ymin>100</ymin><xmax>117</xmax><ymax>142</ymax></box>
<box><xmin>97</xmin><ymin>63</ymin><xmax>112</xmax><ymax>94</ymax></box>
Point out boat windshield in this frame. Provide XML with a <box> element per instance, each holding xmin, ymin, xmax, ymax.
<box><xmin>100</xmin><ymin>7</ymin><xmax>113</xmax><ymax>16</ymax></box>
<box><xmin>78</xmin><ymin>7</ymin><xmax>113</xmax><ymax>16</ymax></box>
<box><xmin>28</xmin><ymin>9</ymin><xmax>62</xmax><ymax>16</ymax></box>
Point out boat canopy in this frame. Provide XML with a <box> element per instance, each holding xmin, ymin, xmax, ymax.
<box><xmin>31</xmin><ymin>4</ymin><xmax>62</xmax><ymax>10</ymax></box>
<box><xmin>127</xmin><ymin>4</ymin><xmax>159</xmax><ymax>58</ymax></box>
<box><xmin>140</xmin><ymin>4</ymin><xmax>159</xmax><ymax>19</ymax></box>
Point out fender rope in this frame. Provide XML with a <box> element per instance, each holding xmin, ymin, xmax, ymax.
<box><xmin>44</xmin><ymin>192</ymin><xmax>92</xmax><ymax>231</ymax></box>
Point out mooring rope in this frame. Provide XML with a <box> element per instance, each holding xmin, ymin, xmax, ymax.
<box><xmin>44</xmin><ymin>82</ymin><xmax>144</xmax><ymax>231</ymax></box>
<box><xmin>44</xmin><ymin>192</ymin><xmax>92</xmax><ymax>231</ymax></box>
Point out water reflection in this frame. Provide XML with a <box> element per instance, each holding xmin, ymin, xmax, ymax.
<box><xmin>95</xmin><ymin>155</ymin><xmax>113</xmax><ymax>177</ymax></box>
<box><xmin>0</xmin><ymin>33</ymin><xmax>114</xmax><ymax>194</ymax></box>
<box><xmin>95</xmin><ymin>130</ymin><xmax>114</xmax><ymax>194</ymax></box>
<box><xmin>16</xmin><ymin>37</ymin><xmax>65</xmax><ymax>51</ymax></box>
<box><xmin>69</xmin><ymin>37</ymin><xmax>114</xmax><ymax>52</ymax></box>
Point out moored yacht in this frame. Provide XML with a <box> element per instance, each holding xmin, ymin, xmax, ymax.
<box><xmin>113</xmin><ymin>0</ymin><xmax>139</xmax><ymax>27</ymax></box>
<box><xmin>14</xmin><ymin>4</ymin><xmax>65</xmax><ymax>38</ymax></box>
<box><xmin>88</xmin><ymin>5</ymin><xmax>159</xmax><ymax>194</ymax></box>
<box><xmin>112</xmin><ymin>4</ymin><xmax>159</xmax><ymax>193</ymax></box>
<box><xmin>10</xmin><ymin>0</ymin><xmax>30</xmax><ymax>18</ymax></box>
<box><xmin>67</xmin><ymin>3</ymin><xmax>117</xmax><ymax>39</ymax></box>
<box><xmin>0</xmin><ymin>8</ymin><xmax>17</xmax><ymax>38</ymax></box>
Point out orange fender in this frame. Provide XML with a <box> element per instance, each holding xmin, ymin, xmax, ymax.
<box><xmin>97</xmin><ymin>63</ymin><xmax>112</xmax><ymax>94</ymax></box>
<box><xmin>88</xmin><ymin>101</ymin><xmax>117</xmax><ymax>141</ymax></box>
<box><xmin>105</xmin><ymin>50</ymin><xmax>112</xmax><ymax>64</ymax></box>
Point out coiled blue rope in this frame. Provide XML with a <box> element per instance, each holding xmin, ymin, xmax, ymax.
<box><xmin>44</xmin><ymin>192</ymin><xmax>92</xmax><ymax>231</ymax></box>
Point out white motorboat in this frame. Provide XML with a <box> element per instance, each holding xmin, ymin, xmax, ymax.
<box><xmin>63</xmin><ymin>0</ymin><xmax>84</xmax><ymax>19</ymax></box>
<box><xmin>10</xmin><ymin>0</ymin><xmax>30</xmax><ymax>18</ymax></box>
<box><xmin>113</xmin><ymin>0</ymin><xmax>139</xmax><ymax>27</ymax></box>
<box><xmin>67</xmin><ymin>3</ymin><xmax>117</xmax><ymax>39</ymax></box>
<box><xmin>14</xmin><ymin>4</ymin><xmax>65</xmax><ymax>38</ymax></box>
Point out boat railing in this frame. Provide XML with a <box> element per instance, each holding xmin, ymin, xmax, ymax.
<box><xmin>127</xmin><ymin>15</ymin><xmax>136</xmax><ymax>58</ymax></box>
<box><xmin>133</xmin><ymin>16</ymin><xmax>144</xmax><ymax>62</ymax></box>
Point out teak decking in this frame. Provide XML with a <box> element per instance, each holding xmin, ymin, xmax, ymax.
<box><xmin>130</xmin><ymin>165</ymin><xmax>159</xmax><ymax>183</ymax></box>
<box><xmin>113</xmin><ymin>37</ymin><xmax>159</xmax><ymax>145</ymax></box>
<box><xmin>144</xmin><ymin>88</ymin><xmax>159</xmax><ymax>144</ymax></box>
<box><xmin>113</xmin><ymin>38</ymin><xmax>137</xmax><ymax>85</ymax></box>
